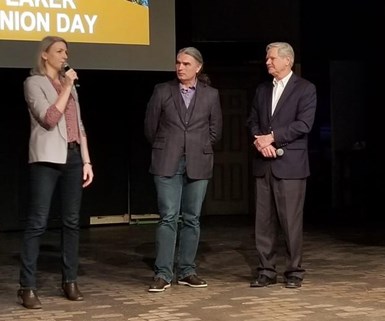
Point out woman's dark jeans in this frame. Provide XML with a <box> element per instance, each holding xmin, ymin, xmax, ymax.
<box><xmin>19</xmin><ymin>148</ymin><xmax>83</xmax><ymax>289</ymax></box>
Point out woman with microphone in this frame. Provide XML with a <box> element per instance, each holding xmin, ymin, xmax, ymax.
<box><xmin>17</xmin><ymin>36</ymin><xmax>93</xmax><ymax>309</ymax></box>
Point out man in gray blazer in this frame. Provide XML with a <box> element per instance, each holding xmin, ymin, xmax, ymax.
<box><xmin>144</xmin><ymin>47</ymin><xmax>222</xmax><ymax>292</ymax></box>
<box><xmin>247</xmin><ymin>42</ymin><xmax>317</xmax><ymax>289</ymax></box>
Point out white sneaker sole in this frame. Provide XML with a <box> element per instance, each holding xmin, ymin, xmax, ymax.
<box><xmin>177</xmin><ymin>281</ymin><xmax>208</xmax><ymax>288</ymax></box>
<box><xmin>148</xmin><ymin>283</ymin><xmax>171</xmax><ymax>292</ymax></box>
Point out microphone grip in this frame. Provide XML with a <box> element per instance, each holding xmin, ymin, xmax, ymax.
<box><xmin>63</xmin><ymin>64</ymin><xmax>80</xmax><ymax>88</ymax></box>
<box><xmin>276</xmin><ymin>148</ymin><xmax>284</xmax><ymax>156</ymax></box>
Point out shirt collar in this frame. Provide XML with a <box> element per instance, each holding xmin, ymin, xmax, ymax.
<box><xmin>273</xmin><ymin>71</ymin><xmax>293</xmax><ymax>87</ymax></box>
<box><xmin>180</xmin><ymin>79</ymin><xmax>197</xmax><ymax>91</ymax></box>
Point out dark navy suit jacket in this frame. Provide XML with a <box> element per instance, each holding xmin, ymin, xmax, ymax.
<box><xmin>247</xmin><ymin>73</ymin><xmax>317</xmax><ymax>179</ymax></box>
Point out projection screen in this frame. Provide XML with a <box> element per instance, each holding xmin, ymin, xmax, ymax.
<box><xmin>0</xmin><ymin>0</ymin><xmax>175</xmax><ymax>71</ymax></box>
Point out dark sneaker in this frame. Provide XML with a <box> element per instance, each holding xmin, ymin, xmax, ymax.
<box><xmin>285</xmin><ymin>276</ymin><xmax>302</xmax><ymax>289</ymax></box>
<box><xmin>250</xmin><ymin>275</ymin><xmax>277</xmax><ymax>287</ymax></box>
<box><xmin>177</xmin><ymin>275</ymin><xmax>207</xmax><ymax>288</ymax></box>
<box><xmin>148</xmin><ymin>277</ymin><xmax>171</xmax><ymax>292</ymax></box>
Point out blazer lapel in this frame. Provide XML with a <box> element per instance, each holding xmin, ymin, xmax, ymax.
<box><xmin>268</xmin><ymin>83</ymin><xmax>274</xmax><ymax>120</ymax></box>
<box><xmin>271</xmin><ymin>74</ymin><xmax>296</xmax><ymax>117</ymax></box>
<box><xmin>170</xmin><ymin>81</ymin><xmax>186</xmax><ymax>124</ymax></box>
<box><xmin>171</xmin><ymin>80</ymin><xmax>201</xmax><ymax>127</ymax></box>
<box><xmin>185</xmin><ymin>82</ymin><xmax>200</xmax><ymax>121</ymax></box>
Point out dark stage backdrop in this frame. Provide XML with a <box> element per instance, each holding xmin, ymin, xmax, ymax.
<box><xmin>1</xmin><ymin>0</ymin><xmax>381</xmax><ymax>231</ymax></box>
<box><xmin>0</xmin><ymin>68</ymin><xmax>172</xmax><ymax>231</ymax></box>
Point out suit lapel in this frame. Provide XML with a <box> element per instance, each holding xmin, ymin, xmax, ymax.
<box><xmin>170</xmin><ymin>81</ymin><xmax>186</xmax><ymax>124</ymax></box>
<box><xmin>268</xmin><ymin>83</ymin><xmax>274</xmax><ymax>121</ymax></box>
<box><xmin>171</xmin><ymin>80</ymin><xmax>201</xmax><ymax>127</ymax></box>
<box><xmin>186</xmin><ymin>82</ymin><xmax>200</xmax><ymax>120</ymax></box>
<box><xmin>271</xmin><ymin>74</ymin><xmax>297</xmax><ymax>117</ymax></box>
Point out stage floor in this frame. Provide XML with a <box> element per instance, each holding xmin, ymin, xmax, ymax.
<box><xmin>1</xmin><ymin>215</ymin><xmax>385</xmax><ymax>321</ymax></box>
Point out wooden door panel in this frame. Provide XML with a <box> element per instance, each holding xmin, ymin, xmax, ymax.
<box><xmin>204</xmin><ymin>89</ymin><xmax>249</xmax><ymax>215</ymax></box>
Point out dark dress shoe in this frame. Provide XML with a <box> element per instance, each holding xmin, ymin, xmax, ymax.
<box><xmin>250</xmin><ymin>275</ymin><xmax>277</xmax><ymax>287</ymax></box>
<box><xmin>177</xmin><ymin>275</ymin><xmax>207</xmax><ymax>288</ymax></box>
<box><xmin>17</xmin><ymin>289</ymin><xmax>42</xmax><ymax>309</ymax></box>
<box><xmin>148</xmin><ymin>277</ymin><xmax>171</xmax><ymax>292</ymax></box>
<box><xmin>62</xmin><ymin>282</ymin><xmax>84</xmax><ymax>301</ymax></box>
<box><xmin>285</xmin><ymin>276</ymin><xmax>302</xmax><ymax>288</ymax></box>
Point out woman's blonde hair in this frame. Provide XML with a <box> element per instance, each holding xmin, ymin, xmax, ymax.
<box><xmin>30</xmin><ymin>35</ymin><xmax>68</xmax><ymax>76</ymax></box>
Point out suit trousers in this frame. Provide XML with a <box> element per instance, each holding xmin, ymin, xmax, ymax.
<box><xmin>254</xmin><ymin>166</ymin><xmax>306</xmax><ymax>280</ymax></box>
<box><xmin>153</xmin><ymin>159</ymin><xmax>208</xmax><ymax>283</ymax></box>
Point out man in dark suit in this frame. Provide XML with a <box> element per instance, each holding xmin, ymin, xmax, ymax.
<box><xmin>247</xmin><ymin>42</ymin><xmax>317</xmax><ymax>289</ymax></box>
<box><xmin>144</xmin><ymin>47</ymin><xmax>223</xmax><ymax>292</ymax></box>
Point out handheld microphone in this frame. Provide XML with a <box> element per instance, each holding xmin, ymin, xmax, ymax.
<box><xmin>276</xmin><ymin>148</ymin><xmax>284</xmax><ymax>156</ymax></box>
<box><xmin>63</xmin><ymin>63</ymin><xmax>80</xmax><ymax>88</ymax></box>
